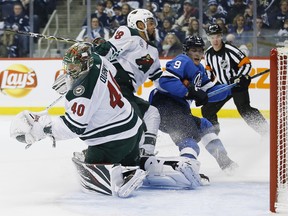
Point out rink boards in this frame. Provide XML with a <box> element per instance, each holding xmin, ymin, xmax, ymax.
<box><xmin>0</xmin><ymin>58</ymin><xmax>270</xmax><ymax>118</ymax></box>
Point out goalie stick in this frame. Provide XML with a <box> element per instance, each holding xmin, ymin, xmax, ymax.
<box><xmin>4</xmin><ymin>29</ymin><xmax>93</xmax><ymax>46</ymax></box>
<box><xmin>4</xmin><ymin>29</ymin><xmax>133</xmax><ymax>60</ymax></box>
<box><xmin>207</xmin><ymin>69</ymin><xmax>270</xmax><ymax>98</ymax></box>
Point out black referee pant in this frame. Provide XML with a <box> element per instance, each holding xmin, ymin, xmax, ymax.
<box><xmin>201</xmin><ymin>88</ymin><xmax>268</xmax><ymax>136</ymax></box>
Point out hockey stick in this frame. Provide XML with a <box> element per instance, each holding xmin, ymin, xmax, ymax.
<box><xmin>4</xmin><ymin>29</ymin><xmax>93</xmax><ymax>46</ymax></box>
<box><xmin>5</xmin><ymin>29</ymin><xmax>134</xmax><ymax>60</ymax></box>
<box><xmin>207</xmin><ymin>69</ymin><xmax>270</xmax><ymax>98</ymax></box>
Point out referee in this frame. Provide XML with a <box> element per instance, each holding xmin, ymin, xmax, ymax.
<box><xmin>201</xmin><ymin>24</ymin><xmax>268</xmax><ymax>136</ymax></box>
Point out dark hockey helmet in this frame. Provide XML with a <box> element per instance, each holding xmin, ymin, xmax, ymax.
<box><xmin>206</xmin><ymin>24</ymin><xmax>223</xmax><ymax>36</ymax></box>
<box><xmin>183</xmin><ymin>35</ymin><xmax>205</xmax><ymax>53</ymax></box>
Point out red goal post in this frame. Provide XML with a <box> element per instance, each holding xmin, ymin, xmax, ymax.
<box><xmin>270</xmin><ymin>48</ymin><xmax>288</xmax><ymax>213</ymax></box>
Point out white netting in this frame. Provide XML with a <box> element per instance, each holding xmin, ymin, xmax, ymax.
<box><xmin>275</xmin><ymin>47</ymin><xmax>288</xmax><ymax>213</ymax></box>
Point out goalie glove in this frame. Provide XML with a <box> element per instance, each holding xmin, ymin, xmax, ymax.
<box><xmin>10</xmin><ymin>110</ymin><xmax>53</xmax><ymax>148</ymax></box>
<box><xmin>52</xmin><ymin>73</ymin><xmax>72</xmax><ymax>95</ymax></box>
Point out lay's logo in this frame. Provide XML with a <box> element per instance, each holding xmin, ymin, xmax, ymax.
<box><xmin>0</xmin><ymin>64</ymin><xmax>38</xmax><ymax>98</ymax></box>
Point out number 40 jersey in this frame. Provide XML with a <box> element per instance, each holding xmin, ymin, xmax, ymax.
<box><xmin>51</xmin><ymin>54</ymin><xmax>143</xmax><ymax>146</ymax></box>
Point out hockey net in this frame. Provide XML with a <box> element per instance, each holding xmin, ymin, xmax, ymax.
<box><xmin>270</xmin><ymin>48</ymin><xmax>288</xmax><ymax>213</ymax></box>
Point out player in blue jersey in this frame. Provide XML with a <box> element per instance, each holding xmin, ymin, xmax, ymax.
<box><xmin>150</xmin><ymin>35</ymin><xmax>241</xmax><ymax>172</ymax></box>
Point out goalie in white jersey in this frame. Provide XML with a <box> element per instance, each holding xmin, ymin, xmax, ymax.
<box><xmin>10</xmin><ymin>43</ymin><xmax>147</xmax><ymax>198</ymax></box>
<box><xmin>93</xmin><ymin>9</ymin><xmax>162</xmax><ymax>156</ymax></box>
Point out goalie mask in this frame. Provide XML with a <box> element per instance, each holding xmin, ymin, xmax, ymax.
<box><xmin>54</xmin><ymin>43</ymin><xmax>94</xmax><ymax>95</ymax></box>
<box><xmin>63</xmin><ymin>43</ymin><xmax>94</xmax><ymax>80</ymax></box>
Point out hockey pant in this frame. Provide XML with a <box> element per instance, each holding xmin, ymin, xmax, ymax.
<box><xmin>150</xmin><ymin>91</ymin><xmax>236</xmax><ymax>169</ymax></box>
<box><xmin>201</xmin><ymin>88</ymin><xmax>268</xmax><ymax>135</ymax></box>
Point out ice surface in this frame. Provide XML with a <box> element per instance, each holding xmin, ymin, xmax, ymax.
<box><xmin>0</xmin><ymin>116</ymin><xmax>281</xmax><ymax>216</ymax></box>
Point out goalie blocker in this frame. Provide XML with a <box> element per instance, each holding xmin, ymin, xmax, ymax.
<box><xmin>72</xmin><ymin>152</ymin><xmax>209</xmax><ymax>198</ymax></box>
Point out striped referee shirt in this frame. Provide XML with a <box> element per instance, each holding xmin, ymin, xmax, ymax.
<box><xmin>204</xmin><ymin>42</ymin><xmax>252</xmax><ymax>84</ymax></box>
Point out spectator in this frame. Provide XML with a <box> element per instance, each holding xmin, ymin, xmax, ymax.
<box><xmin>277</xmin><ymin>18</ymin><xmax>288</xmax><ymax>37</ymax></box>
<box><xmin>217</xmin><ymin>0</ymin><xmax>233</xmax><ymax>11</ymax></box>
<box><xmin>255</xmin><ymin>16</ymin><xmax>270</xmax><ymax>39</ymax></box>
<box><xmin>268</xmin><ymin>0</ymin><xmax>288</xmax><ymax>30</ymax></box>
<box><xmin>243</xmin><ymin>0</ymin><xmax>253</xmax><ymax>28</ymax></box>
<box><xmin>161</xmin><ymin>32</ymin><xmax>183</xmax><ymax>57</ymax></box>
<box><xmin>144</xmin><ymin>1</ymin><xmax>161</xmax><ymax>27</ymax></box>
<box><xmin>185</xmin><ymin>17</ymin><xmax>200</xmax><ymax>37</ymax></box>
<box><xmin>113</xmin><ymin>4</ymin><xmax>122</xmax><ymax>25</ymax></box>
<box><xmin>4</xmin><ymin>2</ymin><xmax>30</xmax><ymax>57</ymax></box>
<box><xmin>226</xmin><ymin>0</ymin><xmax>247</xmax><ymax>24</ymax></box>
<box><xmin>227</xmin><ymin>13</ymin><xmax>252</xmax><ymax>50</ymax></box>
<box><xmin>172</xmin><ymin>0</ymin><xmax>199</xmax><ymax>32</ymax></box>
<box><xmin>0</xmin><ymin>11</ymin><xmax>7</xmax><ymax>57</ymax></box>
<box><xmin>215</xmin><ymin>17</ymin><xmax>228</xmax><ymax>35</ymax></box>
<box><xmin>225</xmin><ymin>33</ymin><xmax>250</xmax><ymax>56</ymax></box>
<box><xmin>158</xmin><ymin>17</ymin><xmax>185</xmax><ymax>43</ymax></box>
<box><xmin>104</xmin><ymin>0</ymin><xmax>115</xmax><ymax>17</ymax></box>
<box><xmin>155</xmin><ymin>2</ymin><xmax>176</xmax><ymax>28</ymax></box>
<box><xmin>165</xmin><ymin>0</ymin><xmax>182</xmax><ymax>16</ymax></box>
<box><xmin>1</xmin><ymin>0</ymin><xmax>16</xmax><ymax>20</ymax></box>
<box><xmin>76</xmin><ymin>17</ymin><xmax>110</xmax><ymax>42</ymax></box>
<box><xmin>255</xmin><ymin>16</ymin><xmax>272</xmax><ymax>54</ymax></box>
<box><xmin>243</xmin><ymin>0</ymin><xmax>270</xmax><ymax>29</ymax></box>
<box><xmin>116</xmin><ymin>3</ymin><xmax>131</xmax><ymax>26</ymax></box>
<box><xmin>104</xmin><ymin>0</ymin><xmax>119</xmax><ymax>36</ymax></box>
<box><xmin>148</xmin><ymin>0</ymin><xmax>164</xmax><ymax>13</ymax></box>
<box><xmin>116</xmin><ymin>0</ymin><xmax>140</xmax><ymax>10</ymax></box>
<box><xmin>20</xmin><ymin>0</ymin><xmax>41</xmax><ymax>35</ymax></box>
<box><xmin>203</xmin><ymin>0</ymin><xmax>227</xmax><ymax>29</ymax></box>
<box><xmin>82</xmin><ymin>1</ymin><xmax>110</xmax><ymax>29</ymax></box>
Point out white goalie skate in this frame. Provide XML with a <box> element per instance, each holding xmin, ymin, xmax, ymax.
<box><xmin>175</xmin><ymin>158</ymin><xmax>202</xmax><ymax>189</ymax></box>
<box><xmin>142</xmin><ymin>156</ymin><xmax>206</xmax><ymax>189</ymax></box>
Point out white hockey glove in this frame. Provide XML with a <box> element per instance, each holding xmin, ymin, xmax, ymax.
<box><xmin>10</xmin><ymin>110</ymin><xmax>53</xmax><ymax>148</ymax></box>
<box><xmin>52</xmin><ymin>73</ymin><xmax>72</xmax><ymax>95</ymax></box>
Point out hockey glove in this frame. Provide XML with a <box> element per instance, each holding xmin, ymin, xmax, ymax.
<box><xmin>52</xmin><ymin>73</ymin><xmax>73</xmax><ymax>95</ymax></box>
<box><xmin>91</xmin><ymin>37</ymin><xmax>110</xmax><ymax>55</ymax></box>
<box><xmin>185</xmin><ymin>84</ymin><xmax>208</xmax><ymax>106</ymax></box>
<box><xmin>10</xmin><ymin>111</ymin><xmax>53</xmax><ymax>147</ymax></box>
<box><xmin>230</xmin><ymin>75</ymin><xmax>251</xmax><ymax>90</ymax></box>
<box><xmin>92</xmin><ymin>37</ymin><xmax>106</xmax><ymax>46</ymax></box>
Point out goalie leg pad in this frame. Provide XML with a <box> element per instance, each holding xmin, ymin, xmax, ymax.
<box><xmin>72</xmin><ymin>152</ymin><xmax>146</xmax><ymax>198</ymax></box>
<box><xmin>116</xmin><ymin>168</ymin><xmax>146</xmax><ymax>198</ymax></box>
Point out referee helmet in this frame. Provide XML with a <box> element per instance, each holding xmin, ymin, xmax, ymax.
<box><xmin>206</xmin><ymin>24</ymin><xmax>223</xmax><ymax>36</ymax></box>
